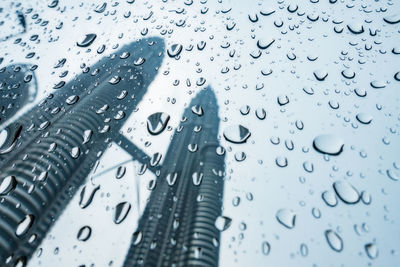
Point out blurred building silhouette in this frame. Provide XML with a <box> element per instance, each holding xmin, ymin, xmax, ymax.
<box><xmin>0</xmin><ymin>37</ymin><xmax>165</xmax><ymax>266</ymax></box>
<box><xmin>123</xmin><ymin>88</ymin><xmax>225</xmax><ymax>267</ymax></box>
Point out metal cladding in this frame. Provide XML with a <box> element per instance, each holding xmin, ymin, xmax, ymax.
<box><xmin>0</xmin><ymin>37</ymin><xmax>165</xmax><ymax>266</ymax></box>
<box><xmin>123</xmin><ymin>87</ymin><xmax>225</xmax><ymax>267</ymax></box>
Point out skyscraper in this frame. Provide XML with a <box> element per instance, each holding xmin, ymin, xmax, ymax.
<box><xmin>0</xmin><ymin>37</ymin><xmax>165</xmax><ymax>266</ymax></box>
<box><xmin>123</xmin><ymin>87</ymin><xmax>225</xmax><ymax>267</ymax></box>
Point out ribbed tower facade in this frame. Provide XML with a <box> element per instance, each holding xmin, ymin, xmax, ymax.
<box><xmin>0</xmin><ymin>37</ymin><xmax>165</xmax><ymax>266</ymax></box>
<box><xmin>123</xmin><ymin>88</ymin><xmax>225</xmax><ymax>267</ymax></box>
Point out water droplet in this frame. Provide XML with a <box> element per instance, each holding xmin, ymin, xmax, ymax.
<box><xmin>66</xmin><ymin>95</ymin><xmax>79</xmax><ymax>105</ymax></box>
<box><xmin>234</xmin><ymin>151</ymin><xmax>246</xmax><ymax>162</ymax></box>
<box><xmin>313</xmin><ymin>134</ymin><xmax>344</xmax><ymax>155</ymax></box>
<box><xmin>223</xmin><ymin>125</ymin><xmax>251</xmax><ymax>144</ymax></box>
<box><xmin>386</xmin><ymin>169</ymin><xmax>399</xmax><ymax>181</ymax></box>
<box><xmin>240</xmin><ymin>105</ymin><xmax>250</xmax><ymax>115</ymax></box>
<box><xmin>277</xmin><ymin>95</ymin><xmax>289</xmax><ymax>106</ymax></box>
<box><xmin>370</xmin><ymin>80</ymin><xmax>386</xmax><ymax>89</ymax></box>
<box><xmin>82</xmin><ymin>130</ymin><xmax>93</xmax><ymax>144</ymax></box>
<box><xmin>257</xmin><ymin>38</ymin><xmax>275</xmax><ymax>50</ymax></box>
<box><xmin>79</xmin><ymin>184</ymin><xmax>100</xmax><ymax>209</ymax></box>
<box><xmin>167</xmin><ymin>44</ymin><xmax>183</xmax><ymax>57</ymax></box>
<box><xmin>0</xmin><ymin>124</ymin><xmax>22</xmax><ymax>154</ymax></box>
<box><xmin>333</xmin><ymin>180</ymin><xmax>360</xmax><ymax>204</ymax></box>
<box><xmin>261</xmin><ymin>241</ymin><xmax>271</xmax><ymax>256</ymax></box>
<box><xmin>347</xmin><ymin>23</ymin><xmax>364</xmax><ymax>34</ymax></box>
<box><xmin>188</xmin><ymin>143</ymin><xmax>198</xmax><ymax>152</ymax></box>
<box><xmin>356</xmin><ymin>113</ymin><xmax>373</xmax><ymax>124</ymax></box>
<box><xmin>191</xmin><ymin>105</ymin><xmax>203</xmax><ymax>116</ymax></box>
<box><xmin>114</xmin><ymin>202</ymin><xmax>131</xmax><ymax>224</ymax></box>
<box><xmin>150</xmin><ymin>153</ymin><xmax>162</xmax><ymax>167</ymax></box>
<box><xmin>300</xmin><ymin>243</ymin><xmax>309</xmax><ymax>257</ymax></box>
<box><xmin>94</xmin><ymin>3</ymin><xmax>107</xmax><ymax>13</ymax></box>
<box><xmin>131</xmin><ymin>231</ymin><xmax>143</xmax><ymax>246</ymax></box>
<box><xmin>0</xmin><ymin>175</ymin><xmax>17</xmax><ymax>195</ymax></box>
<box><xmin>313</xmin><ymin>69</ymin><xmax>328</xmax><ymax>81</ymax></box>
<box><xmin>192</xmin><ymin>172</ymin><xmax>203</xmax><ymax>186</ymax></box>
<box><xmin>275</xmin><ymin>156</ymin><xmax>288</xmax><ymax>167</ymax></box>
<box><xmin>215</xmin><ymin>216</ymin><xmax>232</xmax><ymax>231</ymax></box>
<box><xmin>322</xmin><ymin>191</ymin><xmax>338</xmax><ymax>207</ymax></box>
<box><xmin>147</xmin><ymin>112</ymin><xmax>170</xmax><ymax>135</ymax></box>
<box><xmin>16</xmin><ymin>214</ymin><xmax>34</xmax><ymax>237</ymax></box>
<box><xmin>255</xmin><ymin>108</ymin><xmax>266</xmax><ymax>120</ymax></box>
<box><xmin>77</xmin><ymin>226</ymin><xmax>92</xmax><ymax>241</ymax></box>
<box><xmin>325</xmin><ymin>230</ymin><xmax>343</xmax><ymax>252</ymax></box>
<box><xmin>70</xmin><ymin>147</ymin><xmax>80</xmax><ymax>158</ymax></box>
<box><xmin>116</xmin><ymin>166</ymin><xmax>126</xmax><ymax>179</ymax></box>
<box><xmin>166</xmin><ymin>172</ymin><xmax>178</xmax><ymax>186</ymax></box>
<box><xmin>276</xmin><ymin>209</ymin><xmax>296</xmax><ymax>229</ymax></box>
<box><xmin>383</xmin><ymin>15</ymin><xmax>400</xmax><ymax>24</ymax></box>
<box><xmin>109</xmin><ymin>76</ymin><xmax>121</xmax><ymax>85</ymax></box>
<box><xmin>77</xmin><ymin>34</ymin><xmax>97</xmax><ymax>47</ymax></box>
<box><xmin>365</xmin><ymin>243</ymin><xmax>378</xmax><ymax>259</ymax></box>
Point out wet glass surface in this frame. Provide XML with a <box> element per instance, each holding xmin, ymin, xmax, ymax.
<box><xmin>0</xmin><ymin>0</ymin><xmax>399</xmax><ymax>266</ymax></box>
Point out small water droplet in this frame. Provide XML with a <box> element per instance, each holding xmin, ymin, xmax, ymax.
<box><xmin>261</xmin><ymin>241</ymin><xmax>271</xmax><ymax>256</ymax></box>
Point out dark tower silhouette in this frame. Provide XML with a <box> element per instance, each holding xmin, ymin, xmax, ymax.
<box><xmin>0</xmin><ymin>37</ymin><xmax>165</xmax><ymax>266</ymax></box>
<box><xmin>123</xmin><ymin>87</ymin><xmax>225</xmax><ymax>267</ymax></box>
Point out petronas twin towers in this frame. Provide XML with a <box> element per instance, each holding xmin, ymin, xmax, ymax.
<box><xmin>0</xmin><ymin>37</ymin><xmax>225</xmax><ymax>266</ymax></box>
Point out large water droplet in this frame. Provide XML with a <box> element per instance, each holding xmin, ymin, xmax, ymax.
<box><xmin>356</xmin><ymin>113</ymin><xmax>373</xmax><ymax>124</ymax></box>
<box><xmin>79</xmin><ymin>184</ymin><xmax>100</xmax><ymax>209</ymax></box>
<box><xmin>116</xmin><ymin>166</ymin><xmax>126</xmax><ymax>179</ymax></box>
<box><xmin>77</xmin><ymin>226</ymin><xmax>92</xmax><ymax>241</ymax></box>
<box><xmin>70</xmin><ymin>147</ymin><xmax>80</xmax><ymax>159</ymax></box>
<box><xmin>325</xmin><ymin>230</ymin><xmax>343</xmax><ymax>252</ymax></box>
<box><xmin>215</xmin><ymin>216</ymin><xmax>232</xmax><ymax>232</ymax></box>
<box><xmin>131</xmin><ymin>231</ymin><xmax>143</xmax><ymax>246</ymax></box>
<box><xmin>276</xmin><ymin>209</ymin><xmax>296</xmax><ymax>229</ymax></box>
<box><xmin>333</xmin><ymin>180</ymin><xmax>360</xmax><ymax>204</ymax></box>
<box><xmin>383</xmin><ymin>15</ymin><xmax>400</xmax><ymax>24</ymax></box>
<box><xmin>77</xmin><ymin>34</ymin><xmax>97</xmax><ymax>47</ymax></box>
<box><xmin>0</xmin><ymin>175</ymin><xmax>17</xmax><ymax>195</ymax></box>
<box><xmin>313</xmin><ymin>134</ymin><xmax>344</xmax><ymax>155</ymax></box>
<box><xmin>166</xmin><ymin>172</ymin><xmax>178</xmax><ymax>186</ymax></box>
<box><xmin>347</xmin><ymin>22</ymin><xmax>364</xmax><ymax>34</ymax></box>
<box><xmin>16</xmin><ymin>214</ymin><xmax>34</xmax><ymax>237</ymax></box>
<box><xmin>192</xmin><ymin>172</ymin><xmax>203</xmax><ymax>186</ymax></box>
<box><xmin>223</xmin><ymin>125</ymin><xmax>251</xmax><ymax>144</ymax></box>
<box><xmin>313</xmin><ymin>69</ymin><xmax>328</xmax><ymax>81</ymax></box>
<box><xmin>114</xmin><ymin>202</ymin><xmax>131</xmax><ymax>224</ymax></box>
<box><xmin>147</xmin><ymin>112</ymin><xmax>170</xmax><ymax>135</ymax></box>
<box><xmin>82</xmin><ymin>130</ymin><xmax>93</xmax><ymax>144</ymax></box>
<box><xmin>365</xmin><ymin>243</ymin><xmax>378</xmax><ymax>259</ymax></box>
<box><xmin>257</xmin><ymin>38</ymin><xmax>275</xmax><ymax>50</ymax></box>
<box><xmin>322</xmin><ymin>190</ymin><xmax>338</xmax><ymax>207</ymax></box>
<box><xmin>167</xmin><ymin>44</ymin><xmax>183</xmax><ymax>57</ymax></box>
